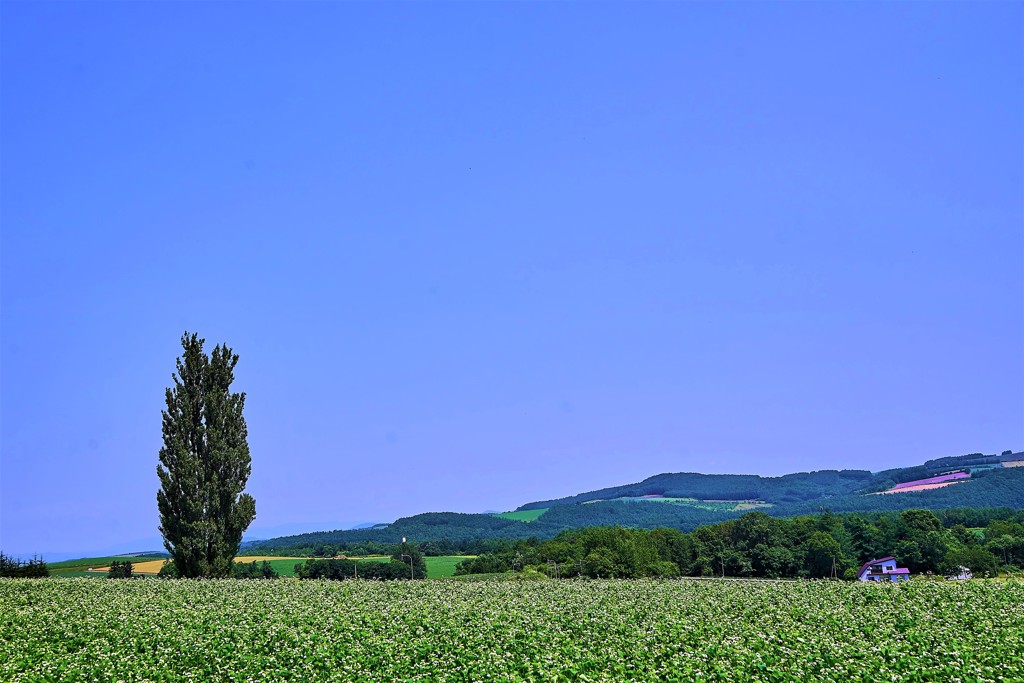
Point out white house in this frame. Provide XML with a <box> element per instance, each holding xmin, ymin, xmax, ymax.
<box><xmin>945</xmin><ymin>565</ymin><xmax>972</xmax><ymax>580</ymax></box>
<box><xmin>857</xmin><ymin>556</ymin><xmax>910</xmax><ymax>582</ymax></box>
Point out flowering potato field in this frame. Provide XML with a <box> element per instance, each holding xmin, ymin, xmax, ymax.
<box><xmin>2</xmin><ymin>579</ymin><xmax>1022</xmax><ymax>682</ymax></box>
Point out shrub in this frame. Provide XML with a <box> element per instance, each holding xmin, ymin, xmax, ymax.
<box><xmin>157</xmin><ymin>560</ymin><xmax>179</xmax><ymax>579</ymax></box>
<box><xmin>232</xmin><ymin>560</ymin><xmax>279</xmax><ymax>579</ymax></box>
<box><xmin>107</xmin><ymin>560</ymin><xmax>134</xmax><ymax>579</ymax></box>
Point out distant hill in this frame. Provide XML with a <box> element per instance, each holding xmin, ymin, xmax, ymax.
<box><xmin>516</xmin><ymin>451</ymin><xmax>1023</xmax><ymax>511</ymax></box>
<box><xmin>516</xmin><ymin>469</ymin><xmax>876</xmax><ymax>510</ymax></box>
<box><xmin>251</xmin><ymin>450</ymin><xmax>1023</xmax><ymax>550</ymax></box>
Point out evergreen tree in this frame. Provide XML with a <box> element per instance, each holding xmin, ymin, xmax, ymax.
<box><xmin>0</xmin><ymin>552</ymin><xmax>49</xmax><ymax>578</ymax></box>
<box><xmin>156</xmin><ymin>332</ymin><xmax>256</xmax><ymax>578</ymax></box>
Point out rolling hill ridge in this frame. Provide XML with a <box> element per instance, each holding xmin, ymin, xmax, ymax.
<box><xmin>252</xmin><ymin>450</ymin><xmax>1024</xmax><ymax>550</ymax></box>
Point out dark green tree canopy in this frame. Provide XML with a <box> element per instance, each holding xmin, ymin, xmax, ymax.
<box><xmin>157</xmin><ymin>332</ymin><xmax>256</xmax><ymax>578</ymax></box>
<box><xmin>392</xmin><ymin>542</ymin><xmax>427</xmax><ymax>579</ymax></box>
<box><xmin>107</xmin><ymin>560</ymin><xmax>134</xmax><ymax>579</ymax></box>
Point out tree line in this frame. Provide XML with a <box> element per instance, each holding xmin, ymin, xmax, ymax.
<box><xmin>454</xmin><ymin>508</ymin><xmax>1024</xmax><ymax>580</ymax></box>
<box><xmin>296</xmin><ymin>542</ymin><xmax>427</xmax><ymax>580</ymax></box>
<box><xmin>0</xmin><ymin>552</ymin><xmax>49</xmax><ymax>578</ymax></box>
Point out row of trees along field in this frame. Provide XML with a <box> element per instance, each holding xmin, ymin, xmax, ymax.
<box><xmin>296</xmin><ymin>543</ymin><xmax>427</xmax><ymax>580</ymax></box>
<box><xmin>454</xmin><ymin>508</ymin><xmax>1024</xmax><ymax>580</ymax></box>
<box><xmin>0</xmin><ymin>553</ymin><xmax>48</xmax><ymax>578</ymax></box>
<box><xmin>155</xmin><ymin>558</ymin><xmax>284</xmax><ymax>579</ymax></box>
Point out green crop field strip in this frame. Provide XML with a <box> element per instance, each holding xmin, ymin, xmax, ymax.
<box><xmin>424</xmin><ymin>555</ymin><xmax>475</xmax><ymax>578</ymax></box>
<box><xmin>493</xmin><ymin>508</ymin><xmax>549</xmax><ymax>522</ymax></box>
<box><xmin>247</xmin><ymin>558</ymin><xmax>303</xmax><ymax>577</ymax></box>
<box><xmin>2</xmin><ymin>579</ymin><xmax>1022</xmax><ymax>682</ymax></box>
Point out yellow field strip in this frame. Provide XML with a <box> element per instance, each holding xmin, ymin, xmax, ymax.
<box><xmin>91</xmin><ymin>556</ymin><xmax>309</xmax><ymax>574</ymax></box>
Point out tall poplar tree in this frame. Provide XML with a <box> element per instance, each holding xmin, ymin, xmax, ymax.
<box><xmin>157</xmin><ymin>332</ymin><xmax>256</xmax><ymax>578</ymax></box>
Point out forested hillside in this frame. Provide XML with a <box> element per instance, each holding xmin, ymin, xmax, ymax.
<box><xmin>252</xmin><ymin>452</ymin><xmax>1023</xmax><ymax>553</ymax></box>
<box><xmin>517</xmin><ymin>451</ymin><xmax>1023</xmax><ymax>511</ymax></box>
<box><xmin>517</xmin><ymin>469</ymin><xmax>875</xmax><ymax>510</ymax></box>
<box><xmin>251</xmin><ymin>513</ymin><xmax>546</xmax><ymax>553</ymax></box>
<box><xmin>530</xmin><ymin>467</ymin><xmax>1024</xmax><ymax>534</ymax></box>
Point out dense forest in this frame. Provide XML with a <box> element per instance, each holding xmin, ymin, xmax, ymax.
<box><xmin>454</xmin><ymin>508</ymin><xmax>1024</xmax><ymax>580</ymax></box>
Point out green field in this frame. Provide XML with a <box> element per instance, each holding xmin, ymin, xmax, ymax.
<box><xmin>424</xmin><ymin>555</ymin><xmax>475</xmax><ymax>578</ymax></box>
<box><xmin>493</xmin><ymin>508</ymin><xmax>548</xmax><ymax>522</ymax></box>
<box><xmin>247</xmin><ymin>558</ymin><xmax>304</xmax><ymax>577</ymax></box>
<box><xmin>3</xmin><ymin>579</ymin><xmax>1021</xmax><ymax>681</ymax></box>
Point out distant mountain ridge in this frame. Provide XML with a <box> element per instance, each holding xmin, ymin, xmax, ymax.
<box><xmin>251</xmin><ymin>450</ymin><xmax>1024</xmax><ymax>550</ymax></box>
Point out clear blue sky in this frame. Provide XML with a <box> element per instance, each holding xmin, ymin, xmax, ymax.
<box><xmin>2</xmin><ymin>2</ymin><xmax>1021</xmax><ymax>559</ymax></box>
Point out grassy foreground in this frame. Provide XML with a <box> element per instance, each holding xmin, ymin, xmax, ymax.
<box><xmin>2</xmin><ymin>578</ymin><xmax>1022</xmax><ymax>682</ymax></box>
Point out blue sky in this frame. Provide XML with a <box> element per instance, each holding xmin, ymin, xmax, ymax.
<box><xmin>2</xmin><ymin>2</ymin><xmax>1021</xmax><ymax>559</ymax></box>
